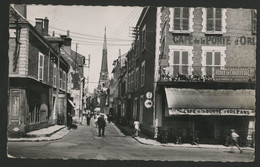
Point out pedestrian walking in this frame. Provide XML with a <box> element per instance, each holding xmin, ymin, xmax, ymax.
<box><xmin>133</xmin><ymin>119</ymin><xmax>140</xmax><ymax>137</ymax></box>
<box><xmin>230</xmin><ymin>129</ymin><xmax>243</xmax><ymax>153</ymax></box>
<box><xmin>97</xmin><ymin>114</ymin><xmax>106</xmax><ymax>136</ymax></box>
<box><xmin>86</xmin><ymin>110</ymin><xmax>91</xmax><ymax>126</ymax></box>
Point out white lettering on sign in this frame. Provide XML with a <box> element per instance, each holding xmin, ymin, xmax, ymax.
<box><xmin>169</xmin><ymin>109</ymin><xmax>254</xmax><ymax>116</ymax></box>
<box><xmin>145</xmin><ymin>100</ymin><xmax>153</xmax><ymax>108</ymax></box>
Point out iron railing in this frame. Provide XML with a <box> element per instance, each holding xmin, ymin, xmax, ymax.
<box><xmin>159</xmin><ymin>66</ymin><xmax>256</xmax><ymax>82</ymax></box>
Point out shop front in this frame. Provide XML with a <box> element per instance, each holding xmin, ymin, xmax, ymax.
<box><xmin>163</xmin><ymin>88</ymin><xmax>255</xmax><ymax>145</ymax></box>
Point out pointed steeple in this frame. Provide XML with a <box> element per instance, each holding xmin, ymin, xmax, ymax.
<box><xmin>99</xmin><ymin>27</ymin><xmax>109</xmax><ymax>89</ymax></box>
<box><xmin>103</xmin><ymin>27</ymin><xmax>107</xmax><ymax>50</ymax></box>
<box><xmin>101</xmin><ymin>27</ymin><xmax>108</xmax><ymax>73</ymax></box>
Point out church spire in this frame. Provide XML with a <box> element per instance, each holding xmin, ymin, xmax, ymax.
<box><xmin>103</xmin><ymin>27</ymin><xmax>107</xmax><ymax>50</ymax></box>
<box><xmin>98</xmin><ymin>27</ymin><xmax>109</xmax><ymax>89</ymax></box>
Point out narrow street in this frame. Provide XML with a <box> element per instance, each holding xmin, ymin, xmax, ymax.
<box><xmin>8</xmin><ymin>118</ymin><xmax>254</xmax><ymax>162</ymax></box>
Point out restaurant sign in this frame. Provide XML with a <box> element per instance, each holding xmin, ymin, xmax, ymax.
<box><xmin>169</xmin><ymin>108</ymin><xmax>255</xmax><ymax>116</ymax></box>
<box><xmin>214</xmin><ymin>69</ymin><xmax>254</xmax><ymax>82</ymax></box>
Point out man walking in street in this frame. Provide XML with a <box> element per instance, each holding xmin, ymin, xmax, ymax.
<box><xmin>97</xmin><ymin>114</ymin><xmax>106</xmax><ymax>136</ymax></box>
<box><xmin>230</xmin><ymin>129</ymin><xmax>243</xmax><ymax>153</ymax></box>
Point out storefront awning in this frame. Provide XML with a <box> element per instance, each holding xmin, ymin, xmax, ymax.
<box><xmin>165</xmin><ymin>88</ymin><xmax>255</xmax><ymax>116</ymax></box>
<box><xmin>68</xmin><ymin>99</ymin><xmax>75</xmax><ymax>108</ymax></box>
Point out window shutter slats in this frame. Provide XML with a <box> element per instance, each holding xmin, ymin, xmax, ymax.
<box><xmin>206</xmin><ymin>52</ymin><xmax>213</xmax><ymax>65</ymax></box>
<box><xmin>182</xmin><ymin>51</ymin><xmax>188</xmax><ymax>64</ymax></box>
<box><xmin>174</xmin><ymin>51</ymin><xmax>180</xmax><ymax>64</ymax></box>
<box><xmin>207</xmin><ymin>8</ymin><xmax>213</xmax><ymax>18</ymax></box>
<box><xmin>214</xmin><ymin>52</ymin><xmax>221</xmax><ymax>65</ymax></box>
<box><xmin>174</xmin><ymin>8</ymin><xmax>181</xmax><ymax>30</ymax></box>
<box><xmin>174</xmin><ymin>8</ymin><xmax>181</xmax><ymax>17</ymax></box>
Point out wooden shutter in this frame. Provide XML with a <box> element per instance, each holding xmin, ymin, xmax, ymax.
<box><xmin>207</xmin><ymin>8</ymin><xmax>214</xmax><ymax>31</ymax></box>
<box><xmin>174</xmin><ymin>51</ymin><xmax>180</xmax><ymax>64</ymax></box>
<box><xmin>182</xmin><ymin>51</ymin><xmax>188</xmax><ymax>64</ymax></box>
<box><xmin>174</xmin><ymin>8</ymin><xmax>181</xmax><ymax>30</ymax></box>
<box><xmin>215</xmin><ymin>8</ymin><xmax>222</xmax><ymax>31</ymax></box>
<box><xmin>214</xmin><ymin>52</ymin><xmax>221</xmax><ymax>65</ymax></box>
<box><xmin>206</xmin><ymin>52</ymin><xmax>213</xmax><ymax>65</ymax></box>
<box><xmin>252</xmin><ymin>10</ymin><xmax>257</xmax><ymax>34</ymax></box>
<box><xmin>39</xmin><ymin>54</ymin><xmax>44</xmax><ymax>80</ymax></box>
<box><xmin>182</xmin><ymin>8</ymin><xmax>189</xmax><ymax>30</ymax></box>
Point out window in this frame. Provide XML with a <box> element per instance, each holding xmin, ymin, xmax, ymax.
<box><xmin>202</xmin><ymin>8</ymin><xmax>227</xmax><ymax>34</ymax></box>
<box><xmin>135</xmin><ymin>67</ymin><xmax>139</xmax><ymax>90</ymax></box>
<box><xmin>252</xmin><ymin>10</ymin><xmax>257</xmax><ymax>34</ymax></box>
<box><xmin>169</xmin><ymin>46</ymin><xmax>193</xmax><ymax>78</ymax></box>
<box><xmin>128</xmin><ymin>73</ymin><xmax>131</xmax><ymax>92</ymax></box>
<box><xmin>141</xmin><ymin>25</ymin><xmax>146</xmax><ymax>50</ymax></box>
<box><xmin>53</xmin><ymin>64</ymin><xmax>56</xmax><ymax>87</ymax></box>
<box><xmin>141</xmin><ymin>61</ymin><xmax>145</xmax><ymax>87</ymax></box>
<box><xmin>59</xmin><ymin>69</ymin><xmax>62</xmax><ymax>89</ymax></box>
<box><xmin>38</xmin><ymin>52</ymin><xmax>44</xmax><ymax>81</ymax></box>
<box><xmin>63</xmin><ymin>71</ymin><xmax>66</xmax><ymax>90</ymax></box>
<box><xmin>201</xmin><ymin>46</ymin><xmax>226</xmax><ymax>77</ymax></box>
<box><xmin>169</xmin><ymin>8</ymin><xmax>194</xmax><ymax>33</ymax></box>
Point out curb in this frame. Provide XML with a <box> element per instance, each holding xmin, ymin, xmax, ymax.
<box><xmin>8</xmin><ymin>126</ymin><xmax>70</xmax><ymax>142</ymax></box>
<box><xmin>116</xmin><ymin>125</ymin><xmax>255</xmax><ymax>151</ymax></box>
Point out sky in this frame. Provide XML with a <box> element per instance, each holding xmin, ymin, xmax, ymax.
<box><xmin>26</xmin><ymin>5</ymin><xmax>143</xmax><ymax>93</ymax></box>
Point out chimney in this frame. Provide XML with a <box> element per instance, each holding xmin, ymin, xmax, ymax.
<box><xmin>14</xmin><ymin>4</ymin><xmax>27</xmax><ymax>19</ymax></box>
<box><xmin>35</xmin><ymin>18</ymin><xmax>43</xmax><ymax>34</ymax></box>
<box><xmin>52</xmin><ymin>31</ymin><xmax>55</xmax><ymax>37</ymax></box>
<box><xmin>43</xmin><ymin>17</ymin><xmax>49</xmax><ymax>36</ymax></box>
<box><xmin>60</xmin><ymin>30</ymin><xmax>72</xmax><ymax>55</ymax></box>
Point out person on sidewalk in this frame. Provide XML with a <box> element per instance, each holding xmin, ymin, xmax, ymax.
<box><xmin>97</xmin><ymin>114</ymin><xmax>106</xmax><ymax>136</ymax></box>
<box><xmin>133</xmin><ymin>119</ymin><xmax>140</xmax><ymax>137</ymax></box>
<box><xmin>230</xmin><ymin>129</ymin><xmax>243</xmax><ymax>153</ymax></box>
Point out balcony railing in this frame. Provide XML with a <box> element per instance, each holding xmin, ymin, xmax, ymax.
<box><xmin>160</xmin><ymin>66</ymin><xmax>256</xmax><ymax>82</ymax></box>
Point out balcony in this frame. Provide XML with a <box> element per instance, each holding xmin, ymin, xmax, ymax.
<box><xmin>159</xmin><ymin>66</ymin><xmax>255</xmax><ymax>83</ymax></box>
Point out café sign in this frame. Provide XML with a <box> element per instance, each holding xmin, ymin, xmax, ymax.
<box><xmin>215</xmin><ymin>69</ymin><xmax>254</xmax><ymax>82</ymax></box>
<box><xmin>169</xmin><ymin>108</ymin><xmax>254</xmax><ymax>116</ymax></box>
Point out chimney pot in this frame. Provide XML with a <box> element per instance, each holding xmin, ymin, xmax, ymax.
<box><xmin>53</xmin><ymin>31</ymin><xmax>55</xmax><ymax>37</ymax></box>
<box><xmin>67</xmin><ymin>30</ymin><xmax>70</xmax><ymax>37</ymax></box>
<box><xmin>35</xmin><ymin>18</ymin><xmax>43</xmax><ymax>34</ymax></box>
<box><xmin>43</xmin><ymin>17</ymin><xmax>49</xmax><ymax>36</ymax></box>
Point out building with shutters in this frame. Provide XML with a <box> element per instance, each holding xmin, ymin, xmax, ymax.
<box><xmin>153</xmin><ymin>7</ymin><xmax>256</xmax><ymax>145</ymax></box>
<box><xmin>124</xmin><ymin>6</ymin><xmax>256</xmax><ymax>146</ymax></box>
<box><xmin>8</xmin><ymin>5</ymin><xmax>70</xmax><ymax>137</ymax></box>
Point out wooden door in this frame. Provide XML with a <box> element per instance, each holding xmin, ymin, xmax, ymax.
<box><xmin>9</xmin><ymin>90</ymin><xmax>21</xmax><ymax>125</ymax></box>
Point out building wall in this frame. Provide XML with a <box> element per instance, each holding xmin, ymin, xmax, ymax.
<box><xmin>159</xmin><ymin>7</ymin><xmax>256</xmax><ymax>68</ymax></box>
<box><xmin>155</xmin><ymin>7</ymin><xmax>256</xmax><ymax>143</ymax></box>
<box><xmin>131</xmin><ymin>7</ymin><xmax>157</xmax><ymax>136</ymax></box>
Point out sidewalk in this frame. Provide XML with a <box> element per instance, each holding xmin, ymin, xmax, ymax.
<box><xmin>8</xmin><ymin>125</ymin><xmax>70</xmax><ymax>142</ymax></box>
<box><xmin>116</xmin><ymin>123</ymin><xmax>255</xmax><ymax>151</ymax></box>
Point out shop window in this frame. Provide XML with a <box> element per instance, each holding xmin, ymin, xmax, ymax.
<box><xmin>38</xmin><ymin>52</ymin><xmax>44</xmax><ymax>81</ymax></box>
<box><xmin>252</xmin><ymin>9</ymin><xmax>257</xmax><ymax>34</ymax></box>
<box><xmin>169</xmin><ymin>7</ymin><xmax>194</xmax><ymax>33</ymax></box>
<box><xmin>202</xmin><ymin>8</ymin><xmax>227</xmax><ymax>34</ymax></box>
